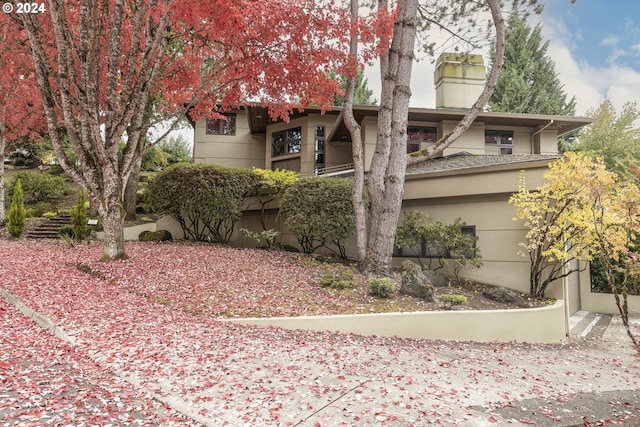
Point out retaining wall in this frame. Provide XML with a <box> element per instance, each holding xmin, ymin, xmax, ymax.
<box><xmin>222</xmin><ymin>300</ymin><xmax>567</xmax><ymax>343</ymax></box>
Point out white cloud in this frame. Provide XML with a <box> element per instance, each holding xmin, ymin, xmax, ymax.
<box><xmin>540</xmin><ymin>16</ymin><xmax>640</xmax><ymax>115</ymax></box>
<box><xmin>363</xmin><ymin>8</ymin><xmax>640</xmax><ymax>116</ymax></box>
<box><xmin>600</xmin><ymin>34</ymin><xmax>620</xmax><ymax>47</ymax></box>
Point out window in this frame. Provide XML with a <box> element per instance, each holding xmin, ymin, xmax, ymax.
<box><xmin>407</xmin><ymin>126</ymin><xmax>437</xmax><ymax>153</ymax></box>
<box><xmin>394</xmin><ymin>226</ymin><xmax>477</xmax><ymax>258</ymax></box>
<box><xmin>206</xmin><ymin>114</ymin><xmax>236</xmax><ymax>135</ymax></box>
<box><xmin>314</xmin><ymin>126</ymin><xmax>326</xmax><ymax>174</ymax></box>
<box><xmin>272</xmin><ymin>128</ymin><xmax>302</xmax><ymax>157</ymax></box>
<box><xmin>485</xmin><ymin>130</ymin><xmax>513</xmax><ymax>154</ymax></box>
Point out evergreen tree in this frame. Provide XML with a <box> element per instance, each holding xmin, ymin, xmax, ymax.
<box><xmin>7</xmin><ymin>178</ymin><xmax>26</xmax><ymax>237</ymax></box>
<box><xmin>331</xmin><ymin>69</ymin><xmax>377</xmax><ymax>106</ymax></box>
<box><xmin>487</xmin><ymin>11</ymin><xmax>576</xmax><ymax>116</ymax></box>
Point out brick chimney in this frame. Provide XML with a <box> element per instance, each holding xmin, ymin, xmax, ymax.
<box><xmin>434</xmin><ymin>53</ymin><xmax>485</xmax><ymax>109</ymax></box>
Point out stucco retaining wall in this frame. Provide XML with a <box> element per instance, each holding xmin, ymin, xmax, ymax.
<box><xmin>581</xmin><ymin>292</ymin><xmax>640</xmax><ymax>315</ymax></box>
<box><xmin>97</xmin><ymin>223</ymin><xmax>156</xmax><ymax>241</ymax></box>
<box><xmin>222</xmin><ymin>300</ymin><xmax>567</xmax><ymax>343</ymax></box>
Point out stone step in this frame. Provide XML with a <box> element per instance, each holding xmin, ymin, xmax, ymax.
<box><xmin>26</xmin><ymin>214</ymin><xmax>73</xmax><ymax>239</ymax></box>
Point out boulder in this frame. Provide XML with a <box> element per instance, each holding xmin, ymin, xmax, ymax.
<box><xmin>139</xmin><ymin>229</ymin><xmax>172</xmax><ymax>242</ymax></box>
<box><xmin>424</xmin><ymin>269</ymin><xmax>447</xmax><ymax>288</ymax></box>
<box><xmin>482</xmin><ymin>286</ymin><xmax>530</xmax><ymax>308</ymax></box>
<box><xmin>400</xmin><ymin>260</ymin><xmax>434</xmax><ymax>302</ymax></box>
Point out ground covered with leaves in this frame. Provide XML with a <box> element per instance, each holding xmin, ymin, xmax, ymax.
<box><xmin>53</xmin><ymin>240</ymin><xmax>547</xmax><ymax>318</ymax></box>
<box><xmin>1</xmin><ymin>239</ymin><xmax>639</xmax><ymax>426</ymax></box>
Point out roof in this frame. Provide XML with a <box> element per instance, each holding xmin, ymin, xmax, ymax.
<box><xmin>243</xmin><ymin>104</ymin><xmax>594</xmax><ymax>138</ymax></box>
<box><xmin>406</xmin><ymin>152</ymin><xmax>559</xmax><ymax>176</ymax></box>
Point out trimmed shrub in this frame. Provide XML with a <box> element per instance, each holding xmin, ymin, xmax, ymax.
<box><xmin>6</xmin><ymin>171</ymin><xmax>70</xmax><ymax>204</ymax></box>
<box><xmin>280</xmin><ymin>177</ymin><xmax>355</xmax><ymax>255</ymax></box>
<box><xmin>147</xmin><ymin>163</ymin><xmax>257</xmax><ymax>243</ymax></box>
<box><xmin>369</xmin><ymin>277</ymin><xmax>395</xmax><ymax>298</ymax></box>
<box><xmin>7</xmin><ymin>179</ymin><xmax>27</xmax><ymax>237</ymax></box>
<box><xmin>249</xmin><ymin>168</ymin><xmax>299</xmax><ymax>231</ymax></box>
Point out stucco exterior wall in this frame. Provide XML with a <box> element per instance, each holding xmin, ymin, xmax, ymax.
<box><xmin>155</xmin><ymin>161</ymin><xmax>580</xmax><ymax>308</ymax></box>
<box><xmin>440</xmin><ymin>121</ymin><xmax>486</xmax><ymax>155</ymax></box>
<box><xmin>193</xmin><ymin>109</ymin><xmax>265</xmax><ymax>169</ymax></box>
<box><xmin>397</xmin><ymin>163</ymin><xmax>582</xmax><ymax>301</ymax></box>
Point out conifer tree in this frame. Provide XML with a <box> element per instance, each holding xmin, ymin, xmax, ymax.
<box><xmin>330</xmin><ymin>69</ymin><xmax>377</xmax><ymax>106</ymax></box>
<box><xmin>488</xmin><ymin>11</ymin><xmax>576</xmax><ymax>116</ymax></box>
<box><xmin>7</xmin><ymin>179</ymin><xmax>26</xmax><ymax>237</ymax></box>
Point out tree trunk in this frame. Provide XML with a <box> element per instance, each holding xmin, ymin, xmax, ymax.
<box><xmin>124</xmin><ymin>154</ymin><xmax>142</xmax><ymax>221</ymax></box>
<box><xmin>0</xmin><ymin>130</ymin><xmax>5</xmax><ymax>225</ymax></box>
<box><xmin>343</xmin><ymin>0</ymin><xmax>368</xmax><ymax>267</ymax></box>
<box><xmin>97</xmin><ymin>179</ymin><xmax>127</xmax><ymax>260</ymax></box>
<box><xmin>361</xmin><ymin>0</ymin><xmax>418</xmax><ymax>275</ymax></box>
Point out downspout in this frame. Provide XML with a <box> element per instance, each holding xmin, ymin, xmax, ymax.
<box><xmin>531</xmin><ymin>119</ymin><xmax>554</xmax><ymax>154</ymax></box>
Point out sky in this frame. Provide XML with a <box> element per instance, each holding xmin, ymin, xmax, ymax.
<box><xmin>364</xmin><ymin>0</ymin><xmax>640</xmax><ymax>117</ymax></box>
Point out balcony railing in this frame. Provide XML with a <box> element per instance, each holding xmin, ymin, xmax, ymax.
<box><xmin>313</xmin><ymin>163</ymin><xmax>354</xmax><ymax>177</ymax></box>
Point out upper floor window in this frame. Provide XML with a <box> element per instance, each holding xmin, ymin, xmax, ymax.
<box><xmin>485</xmin><ymin>130</ymin><xmax>513</xmax><ymax>154</ymax></box>
<box><xmin>407</xmin><ymin>126</ymin><xmax>437</xmax><ymax>153</ymax></box>
<box><xmin>314</xmin><ymin>126</ymin><xmax>326</xmax><ymax>174</ymax></box>
<box><xmin>206</xmin><ymin>114</ymin><xmax>236</xmax><ymax>135</ymax></box>
<box><xmin>272</xmin><ymin>127</ymin><xmax>302</xmax><ymax>157</ymax></box>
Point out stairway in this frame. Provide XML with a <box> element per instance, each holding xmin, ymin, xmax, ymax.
<box><xmin>26</xmin><ymin>214</ymin><xmax>72</xmax><ymax>239</ymax></box>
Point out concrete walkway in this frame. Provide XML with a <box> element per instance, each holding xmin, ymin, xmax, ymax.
<box><xmin>1</xmin><ymin>285</ymin><xmax>639</xmax><ymax>426</ymax></box>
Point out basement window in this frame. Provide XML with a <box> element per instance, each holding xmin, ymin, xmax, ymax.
<box><xmin>394</xmin><ymin>226</ymin><xmax>477</xmax><ymax>258</ymax></box>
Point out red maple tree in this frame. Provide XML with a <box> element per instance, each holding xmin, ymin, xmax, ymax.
<box><xmin>0</xmin><ymin>14</ymin><xmax>46</xmax><ymax>224</ymax></box>
<box><xmin>10</xmin><ymin>0</ymin><xmax>393</xmax><ymax>259</ymax></box>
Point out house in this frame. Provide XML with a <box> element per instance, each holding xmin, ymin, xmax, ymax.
<box><xmin>170</xmin><ymin>53</ymin><xmax>594</xmax><ymax>313</ymax></box>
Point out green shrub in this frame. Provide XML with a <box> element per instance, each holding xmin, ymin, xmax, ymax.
<box><xmin>439</xmin><ymin>294</ymin><xmax>468</xmax><ymax>309</ymax></box>
<box><xmin>395</xmin><ymin>211</ymin><xmax>482</xmax><ymax>278</ymax></box>
<box><xmin>249</xmin><ymin>168</ymin><xmax>299</xmax><ymax>230</ymax></box>
<box><xmin>141</xmin><ymin>145</ymin><xmax>169</xmax><ymax>172</ymax></box>
<box><xmin>280</xmin><ymin>177</ymin><xmax>356</xmax><ymax>256</ymax></box>
<box><xmin>70</xmin><ymin>190</ymin><xmax>90</xmax><ymax>240</ymax></box>
<box><xmin>369</xmin><ymin>277</ymin><xmax>395</xmax><ymax>298</ymax></box>
<box><xmin>240</xmin><ymin>228</ymin><xmax>280</xmax><ymax>248</ymax></box>
<box><xmin>22</xmin><ymin>202</ymin><xmax>54</xmax><ymax>218</ymax></box>
<box><xmin>318</xmin><ymin>264</ymin><xmax>356</xmax><ymax>290</ymax></box>
<box><xmin>7</xmin><ymin>179</ymin><xmax>27</xmax><ymax>237</ymax></box>
<box><xmin>6</xmin><ymin>171</ymin><xmax>70</xmax><ymax>204</ymax></box>
<box><xmin>59</xmin><ymin>225</ymin><xmax>74</xmax><ymax>238</ymax></box>
<box><xmin>148</xmin><ymin>163</ymin><xmax>258</xmax><ymax>243</ymax></box>
<box><xmin>42</xmin><ymin>211</ymin><xmax>58</xmax><ymax>218</ymax></box>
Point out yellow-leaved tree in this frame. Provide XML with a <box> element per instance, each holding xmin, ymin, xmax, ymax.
<box><xmin>511</xmin><ymin>152</ymin><xmax>639</xmax><ymax>349</ymax></box>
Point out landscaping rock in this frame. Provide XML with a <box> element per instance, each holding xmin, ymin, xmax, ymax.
<box><xmin>424</xmin><ymin>269</ymin><xmax>447</xmax><ymax>288</ymax></box>
<box><xmin>400</xmin><ymin>260</ymin><xmax>434</xmax><ymax>302</ymax></box>
<box><xmin>482</xmin><ymin>286</ymin><xmax>530</xmax><ymax>308</ymax></box>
